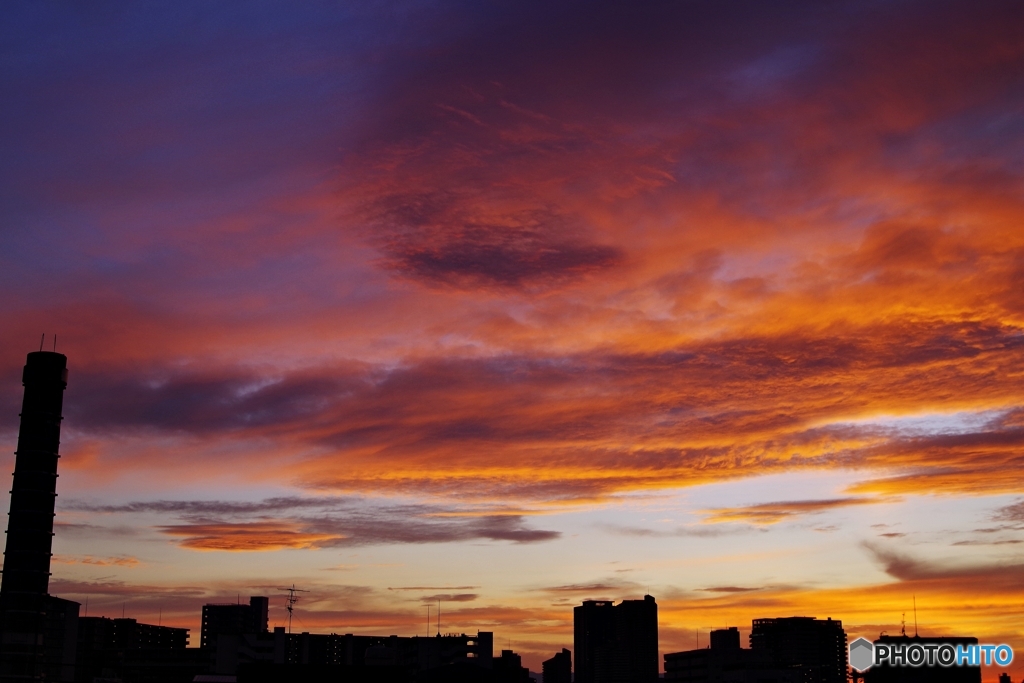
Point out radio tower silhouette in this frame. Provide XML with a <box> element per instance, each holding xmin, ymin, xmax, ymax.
<box><xmin>276</xmin><ymin>585</ymin><xmax>308</xmax><ymax>634</ymax></box>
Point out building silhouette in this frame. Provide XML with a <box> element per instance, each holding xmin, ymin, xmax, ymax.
<box><xmin>0</xmin><ymin>351</ymin><xmax>74</xmax><ymax>682</ymax></box>
<box><xmin>574</xmin><ymin>596</ymin><xmax>658</xmax><ymax>683</ymax></box>
<box><xmin>206</xmin><ymin>616</ymin><xmax>500</xmax><ymax>679</ymax></box>
<box><xmin>201</xmin><ymin>597</ymin><xmax>269</xmax><ymax>649</ymax></box>
<box><xmin>666</xmin><ymin>618</ymin><xmax>847</xmax><ymax>683</ymax></box>
<box><xmin>73</xmin><ymin>617</ymin><xmax>204</xmax><ymax>683</ymax></box>
<box><xmin>710</xmin><ymin>627</ymin><xmax>740</xmax><ymax>650</ymax></box>
<box><xmin>542</xmin><ymin>648</ymin><xmax>571</xmax><ymax>683</ymax></box>
<box><xmin>575</xmin><ymin>600</ymin><xmax>614</xmax><ymax>683</ymax></box>
<box><xmin>664</xmin><ymin>627</ymin><xmax>797</xmax><ymax>682</ymax></box>
<box><xmin>749</xmin><ymin>617</ymin><xmax>847</xmax><ymax>683</ymax></box>
<box><xmin>492</xmin><ymin>649</ymin><xmax>530</xmax><ymax>683</ymax></box>
<box><xmin>233</xmin><ymin>630</ymin><xmax>513</xmax><ymax>682</ymax></box>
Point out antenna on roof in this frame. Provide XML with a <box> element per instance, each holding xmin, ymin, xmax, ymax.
<box><xmin>276</xmin><ymin>585</ymin><xmax>309</xmax><ymax>634</ymax></box>
<box><xmin>437</xmin><ymin>599</ymin><xmax>441</xmax><ymax>636</ymax></box>
<box><xmin>900</xmin><ymin>613</ymin><xmax>906</xmax><ymax>636</ymax></box>
<box><xmin>39</xmin><ymin>334</ymin><xmax>44</xmax><ymax>352</ymax></box>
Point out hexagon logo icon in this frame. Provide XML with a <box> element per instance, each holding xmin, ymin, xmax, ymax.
<box><xmin>849</xmin><ymin>637</ymin><xmax>874</xmax><ymax>672</ymax></box>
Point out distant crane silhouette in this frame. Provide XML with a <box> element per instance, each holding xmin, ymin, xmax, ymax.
<box><xmin>276</xmin><ymin>585</ymin><xmax>309</xmax><ymax>634</ymax></box>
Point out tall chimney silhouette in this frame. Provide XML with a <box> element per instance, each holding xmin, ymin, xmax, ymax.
<box><xmin>0</xmin><ymin>351</ymin><xmax>68</xmax><ymax>681</ymax></box>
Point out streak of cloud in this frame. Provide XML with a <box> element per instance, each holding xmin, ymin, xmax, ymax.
<box><xmin>702</xmin><ymin>498</ymin><xmax>892</xmax><ymax>525</ymax></box>
<box><xmin>864</xmin><ymin>542</ymin><xmax>1024</xmax><ymax>591</ymax></box>
<box><xmin>39</xmin><ymin>322</ymin><xmax>1024</xmax><ymax>502</ymax></box>
<box><xmin>71</xmin><ymin>496</ymin><xmax>559</xmax><ymax>550</ymax></box>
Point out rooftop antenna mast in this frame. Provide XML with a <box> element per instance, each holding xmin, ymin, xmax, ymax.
<box><xmin>276</xmin><ymin>585</ymin><xmax>309</xmax><ymax>634</ymax></box>
<box><xmin>900</xmin><ymin>613</ymin><xmax>906</xmax><ymax>636</ymax></box>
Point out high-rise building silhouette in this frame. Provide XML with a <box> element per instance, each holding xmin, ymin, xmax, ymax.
<box><xmin>0</xmin><ymin>351</ymin><xmax>71</xmax><ymax>682</ymax></box>
<box><xmin>750</xmin><ymin>617</ymin><xmax>847</xmax><ymax>683</ymax></box>
<box><xmin>575</xmin><ymin>600</ymin><xmax>614</xmax><ymax>683</ymax></box>
<box><xmin>574</xmin><ymin>596</ymin><xmax>658</xmax><ymax>683</ymax></box>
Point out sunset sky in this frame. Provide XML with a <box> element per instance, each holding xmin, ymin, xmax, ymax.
<box><xmin>2</xmin><ymin>1</ymin><xmax>1024</xmax><ymax>677</ymax></box>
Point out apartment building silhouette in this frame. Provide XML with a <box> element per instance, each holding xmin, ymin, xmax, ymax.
<box><xmin>574</xmin><ymin>596</ymin><xmax>658</xmax><ymax>683</ymax></box>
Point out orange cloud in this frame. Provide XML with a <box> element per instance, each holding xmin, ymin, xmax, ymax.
<box><xmin>51</xmin><ymin>555</ymin><xmax>141</xmax><ymax>567</ymax></box>
<box><xmin>71</xmin><ymin>498</ymin><xmax>561</xmax><ymax>551</ymax></box>
<box><xmin>701</xmin><ymin>498</ymin><xmax>892</xmax><ymax>525</ymax></box>
<box><xmin>158</xmin><ymin>522</ymin><xmax>344</xmax><ymax>552</ymax></box>
<box><xmin>38</xmin><ymin>317</ymin><xmax>1024</xmax><ymax>504</ymax></box>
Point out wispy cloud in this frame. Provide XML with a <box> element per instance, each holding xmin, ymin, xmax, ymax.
<box><xmin>864</xmin><ymin>542</ymin><xmax>1024</xmax><ymax>591</ymax></box>
<box><xmin>71</xmin><ymin>496</ymin><xmax>559</xmax><ymax>551</ymax></box>
<box><xmin>389</xmin><ymin>586</ymin><xmax>479</xmax><ymax>591</ymax></box>
<box><xmin>368</xmin><ymin>197</ymin><xmax>624</xmax><ymax>291</ymax></box>
<box><xmin>541</xmin><ymin>583</ymin><xmax>625</xmax><ymax>595</ymax></box>
<box><xmin>45</xmin><ymin>329</ymin><xmax>1024</xmax><ymax>503</ymax></box>
<box><xmin>701</xmin><ymin>498</ymin><xmax>891</xmax><ymax>525</ymax></box>
<box><xmin>601</xmin><ymin>523</ymin><xmax>758</xmax><ymax>538</ymax></box>
<box><xmin>990</xmin><ymin>499</ymin><xmax>1024</xmax><ymax>528</ymax></box>
<box><xmin>416</xmin><ymin>594</ymin><xmax>478</xmax><ymax>603</ymax></box>
<box><xmin>52</xmin><ymin>555</ymin><xmax>141</xmax><ymax>568</ymax></box>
